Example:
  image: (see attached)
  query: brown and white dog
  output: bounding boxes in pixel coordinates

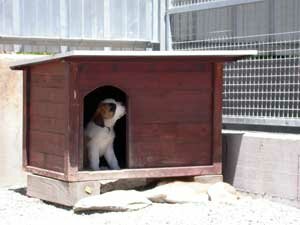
[85,99,126,170]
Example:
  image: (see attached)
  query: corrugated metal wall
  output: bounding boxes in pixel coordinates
[0,0,158,52]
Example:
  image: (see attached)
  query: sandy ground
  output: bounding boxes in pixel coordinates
[1,186,300,225]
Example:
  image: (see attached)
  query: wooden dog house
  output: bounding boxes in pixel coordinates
[11,50,256,206]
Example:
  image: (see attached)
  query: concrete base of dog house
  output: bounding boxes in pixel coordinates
[27,174,223,206]
[27,174,149,206]
[27,174,101,206]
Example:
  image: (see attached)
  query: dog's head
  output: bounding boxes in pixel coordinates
[92,98,126,127]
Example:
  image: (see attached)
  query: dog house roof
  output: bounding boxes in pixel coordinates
[10,50,257,69]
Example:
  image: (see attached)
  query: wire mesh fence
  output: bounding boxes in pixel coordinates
[172,31,300,126]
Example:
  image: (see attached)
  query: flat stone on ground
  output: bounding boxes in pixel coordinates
[73,190,152,213]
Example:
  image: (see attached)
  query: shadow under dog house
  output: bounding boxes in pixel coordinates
[10,50,256,206]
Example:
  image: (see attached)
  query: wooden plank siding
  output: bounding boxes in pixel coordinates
[212,63,223,172]
[77,60,213,169]
[22,69,30,168]
[74,165,220,182]
[27,61,68,173]
[65,62,80,179]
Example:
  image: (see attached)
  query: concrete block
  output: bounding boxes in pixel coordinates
[223,130,300,207]
[27,174,101,206]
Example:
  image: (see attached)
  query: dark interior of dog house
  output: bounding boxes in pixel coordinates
[83,86,127,169]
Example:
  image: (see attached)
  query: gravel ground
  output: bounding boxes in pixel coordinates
[1,186,300,225]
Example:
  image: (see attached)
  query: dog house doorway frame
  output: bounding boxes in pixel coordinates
[80,85,130,171]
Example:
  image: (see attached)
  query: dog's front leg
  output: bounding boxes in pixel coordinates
[104,144,120,170]
[88,145,100,171]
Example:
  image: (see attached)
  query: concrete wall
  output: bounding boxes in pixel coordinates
[0,54,41,187]
[223,130,300,208]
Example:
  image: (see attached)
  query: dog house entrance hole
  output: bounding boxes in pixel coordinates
[83,86,127,170]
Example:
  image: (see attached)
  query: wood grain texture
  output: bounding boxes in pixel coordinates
[26,166,65,180]
[30,102,66,122]
[128,83,212,167]
[79,98,85,170]
[25,164,221,182]
[79,61,211,73]
[130,90,211,124]
[132,141,212,168]
[131,123,212,167]
[29,131,65,156]
[23,69,29,168]
[29,152,64,172]
[65,62,80,178]
[133,123,210,143]
[212,63,223,166]
[30,86,65,103]
[78,60,214,169]
[79,72,212,93]
[30,73,66,88]
[22,57,227,182]
[27,61,68,173]
[44,154,64,172]
[30,61,67,75]
[27,174,101,206]
[30,116,66,134]
[28,151,44,168]
[74,165,221,182]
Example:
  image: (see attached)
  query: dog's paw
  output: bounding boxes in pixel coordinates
[111,165,121,170]
[89,163,100,171]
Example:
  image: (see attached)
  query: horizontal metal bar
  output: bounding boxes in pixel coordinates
[224,106,300,110]
[172,30,300,43]
[223,99,300,102]
[167,0,263,15]
[0,35,159,49]
[224,91,299,94]
[223,116,300,127]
